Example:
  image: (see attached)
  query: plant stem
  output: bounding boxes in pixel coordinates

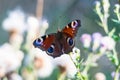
[114,65,120,80]
[113,48,119,66]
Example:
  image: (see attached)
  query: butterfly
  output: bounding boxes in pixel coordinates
[33,20,81,58]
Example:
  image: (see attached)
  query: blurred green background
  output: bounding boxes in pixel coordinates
[0,0,119,80]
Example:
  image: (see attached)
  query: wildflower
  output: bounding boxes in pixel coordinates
[100,36,115,52]
[54,54,77,78]
[70,47,80,63]
[0,65,5,78]
[0,43,24,77]
[8,72,22,80]
[95,72,106,80]
[80,34,92,48]
[25,17,49,50]
[2,8,26,34]
[92,32,102,51]
[111,71,120,79]
[39,19,49,36]
[25,16,40,50]
[32,48,54,78]
[9,33,23,49]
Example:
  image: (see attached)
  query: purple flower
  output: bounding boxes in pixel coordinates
[111,72,120,79]
[80,34,92,48]
[92,32,102,51]
[100,36,115,51]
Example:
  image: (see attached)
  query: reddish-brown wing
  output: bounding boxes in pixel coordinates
[62,20,81,38]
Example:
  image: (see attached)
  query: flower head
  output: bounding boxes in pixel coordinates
[95,72,106,80]
[32,48,54,78]
[0,43,24,77]
[100,36,115,51]
[54,54,77,78]
[92,32,102,51]
[70,47,80,63]
[80,34,92,48]
[2,8,27,34]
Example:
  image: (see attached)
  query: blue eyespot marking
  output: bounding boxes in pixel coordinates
[47,45,54,54]
[33,38,43,47]
[67,37,74,46]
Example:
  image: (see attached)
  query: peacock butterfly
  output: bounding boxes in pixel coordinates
[33,20,81,58]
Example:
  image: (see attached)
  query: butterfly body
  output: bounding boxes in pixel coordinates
[33,20,81,58]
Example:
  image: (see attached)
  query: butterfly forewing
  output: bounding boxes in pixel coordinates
[62,20,81,38]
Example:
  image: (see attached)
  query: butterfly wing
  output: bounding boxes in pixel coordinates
[33,33,64,57]
[59,20,81,54]
[62,20,81,38]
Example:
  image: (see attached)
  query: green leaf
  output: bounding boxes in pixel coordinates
[109,28,116,37]
[96,21,103,27]
[112,19,120,24]
[112,35,120,41]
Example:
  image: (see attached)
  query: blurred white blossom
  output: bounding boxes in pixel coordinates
[10,33,23,49]
[9,73,23,80]
[80,34,92,48]
[111,71,120,79]
[70,47,80,63]
[92,32,102,51]
[39,19,49,36]
[27,16,40,37]
[0,43,24,77]
[2,8,27,34]
[25,17,49,50]
[100,36,115,51]
[95,72,106,80]
[54,54,77,78]
[32,48,54,78]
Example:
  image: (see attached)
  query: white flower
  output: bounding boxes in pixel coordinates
[9,33,23,49]
[95,72,106,80]
[26,16,40,39]
[111,71,120,79]
[0,43,24,75]
[2,8,26,34]
[80,34,92,48]
[70,47,80,63]
[39,19,49,36]
[32,48,54,78]
[54,54,77,78]
[27,16,40,30]
[25,16,40,50]
[100,36,115,51]
[9,73,23,80]
[92,32,102,51]
[0,65,5,78]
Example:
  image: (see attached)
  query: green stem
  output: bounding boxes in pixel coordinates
[113,48,119,66]
[114,65,120,80]
[69,54,85,80]
[83,54,93,73]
